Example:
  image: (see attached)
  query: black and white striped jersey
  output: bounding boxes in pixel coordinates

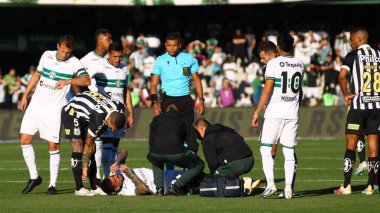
[342,44,380,110]
[63,91,125,137]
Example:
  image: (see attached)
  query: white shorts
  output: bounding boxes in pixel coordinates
[260,118,298,148]
[100,128,125,138]
[306,87,320,99]
[20,102,62,143]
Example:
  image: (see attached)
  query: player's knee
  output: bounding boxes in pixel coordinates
[260,146,272,156]
[283,148,295,161]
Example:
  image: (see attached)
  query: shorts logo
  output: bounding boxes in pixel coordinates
[347,123,360,130]
[183,67,190,76]
[69,108,75,116]
[74,128,80,136]
[65,129,70,135]
[344,158,352,173]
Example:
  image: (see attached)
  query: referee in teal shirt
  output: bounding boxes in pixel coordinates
[150,33,205,122]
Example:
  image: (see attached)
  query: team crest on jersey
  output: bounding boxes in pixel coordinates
[183,67,190,76]
[116,80,121,87]
[65,129,70,135]
[74,127,80,136]
[49,71,56,79]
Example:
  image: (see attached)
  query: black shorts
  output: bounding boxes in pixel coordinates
[61,110,88,141]
[345,109,380,135]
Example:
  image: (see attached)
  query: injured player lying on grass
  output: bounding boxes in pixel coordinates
[100,149,156,196]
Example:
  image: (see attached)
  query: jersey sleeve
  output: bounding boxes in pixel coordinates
[36,51,48,73]
[265,60,276,80]
[190,55,199,73]
[73,59,88,78]
[88,113,107,137]
[341,51,355,72]
[150,57,162,76]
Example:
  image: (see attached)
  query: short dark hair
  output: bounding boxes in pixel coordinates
[166,32,181,41]
[94,28,111,42]
[100,178,115,195]
[351,27,369,42]
[110,111,126,130]
[277,32,294,53]
[194,118,210,129]
[257,41,277,55]
[109,42,123,52]
[57,34,75,49]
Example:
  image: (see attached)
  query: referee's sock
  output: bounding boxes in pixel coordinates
[367,156,379,187]
[343,149,356,188]
[49,150,60,187]
[71,152,83,191]
[21,144,39,179]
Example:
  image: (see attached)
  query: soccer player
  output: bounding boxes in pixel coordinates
[84,42,134,179]
[150,32,205,122]
[252,32,304,199]
[19,35,91,195]
[80,28,112,187]
[100,149,156,196]
[257,41,299,197]
[61,91,126,196]
[334,27,380,195]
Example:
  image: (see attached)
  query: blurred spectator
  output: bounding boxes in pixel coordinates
[222,56,238,83]
[305,60,321,107]
[210,47,226,75]
[232,28,248,68]
[334,31,351,58]
[236,92,253,107]
[245,26,256,63]
[142,53,156,87]
[146,34,161,56]
[129,39,146,73]
[318,38,332,65]
[206,36,218,59]
[218,79,235,107]
[3,68,17,109]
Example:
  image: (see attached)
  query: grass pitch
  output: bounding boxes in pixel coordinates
[0,139,379,212]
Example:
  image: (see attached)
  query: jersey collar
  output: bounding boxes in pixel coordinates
[358,44,370,49]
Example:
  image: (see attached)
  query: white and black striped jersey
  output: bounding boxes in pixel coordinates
[63,91,125,137]
[342,44,380,110]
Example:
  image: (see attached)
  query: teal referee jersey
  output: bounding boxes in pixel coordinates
[151,52,199,96]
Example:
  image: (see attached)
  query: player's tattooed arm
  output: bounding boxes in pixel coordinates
[120,164,150,195]
[110,150,129,174]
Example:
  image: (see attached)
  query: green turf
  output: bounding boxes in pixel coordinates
[0,139,379,212]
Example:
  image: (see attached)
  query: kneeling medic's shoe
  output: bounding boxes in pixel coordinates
[75,188,95,196]
[354,161,368,176]
[243,177,253,196]
[260,184,277,199]
[361,185,375,195]
[334,184,351,195]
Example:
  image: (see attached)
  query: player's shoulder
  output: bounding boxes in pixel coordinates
[41,50,55,59]
[179,52,195,59]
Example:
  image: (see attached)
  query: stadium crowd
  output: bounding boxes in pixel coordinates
[0,28,372,110]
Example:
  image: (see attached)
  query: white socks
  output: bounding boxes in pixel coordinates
[260,146,274,186]
[95,140,102,179]
[49,150,60,187]
[283,147,295,186]
[21,144,39,179]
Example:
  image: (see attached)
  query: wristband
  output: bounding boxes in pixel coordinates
[150,94,158,103]
[198,97,205,102]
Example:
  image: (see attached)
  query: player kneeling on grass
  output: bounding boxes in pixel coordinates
[61,91,126,196]
[193,118,259,196]
[100,149,156,195]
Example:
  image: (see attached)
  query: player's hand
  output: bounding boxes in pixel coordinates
[110,163,118,174]
[119,164,127,172]
[127,114,134,128]
[82,167,88,181]
[344,94,357,106]
[152,102,162,116]
[197,100,205,115]
[251,113,260,128]
[20,97,29,112]
[55,79,71,89]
